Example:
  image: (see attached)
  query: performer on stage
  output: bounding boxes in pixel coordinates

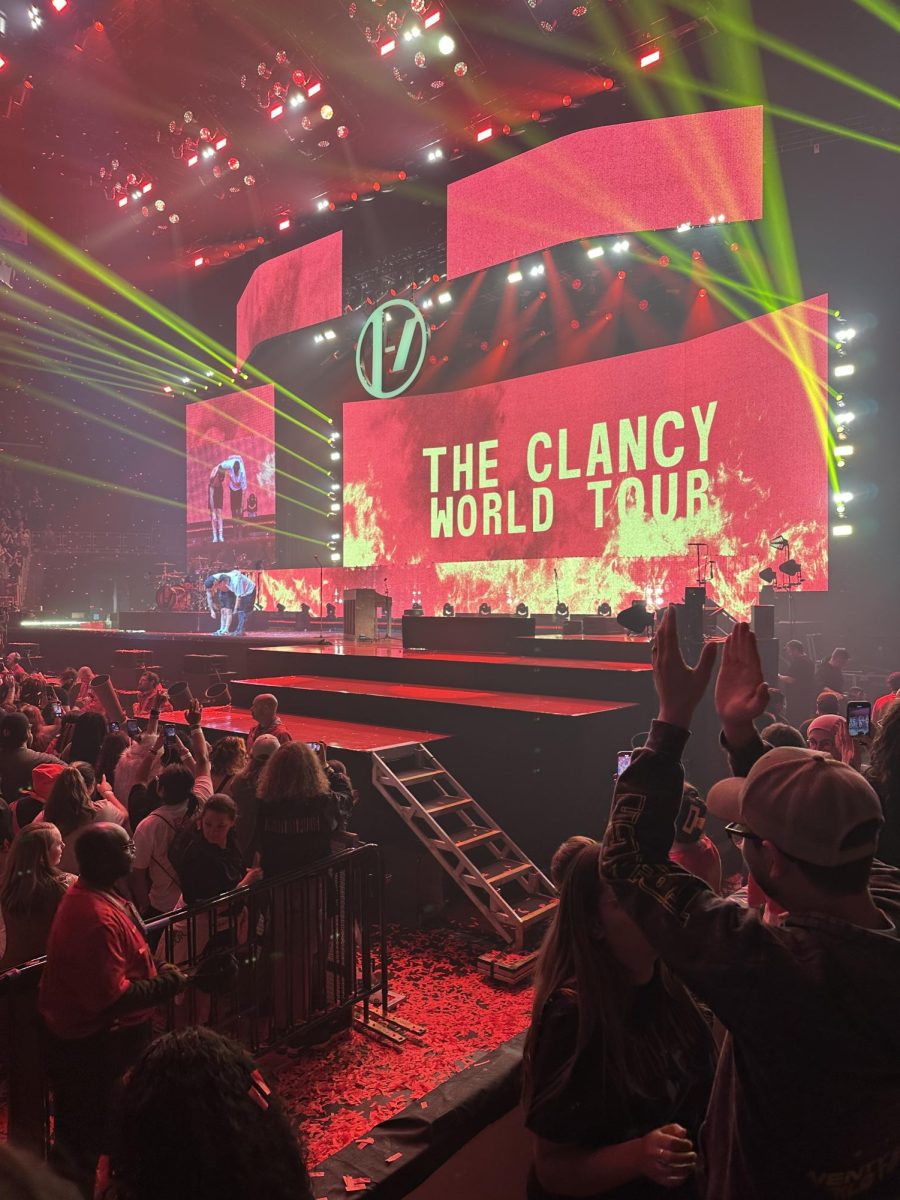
[205,570,256,636]
[208,467,226,544]
[209,457,247,528]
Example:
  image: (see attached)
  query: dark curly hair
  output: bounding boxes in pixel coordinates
[108,1028,312,1200]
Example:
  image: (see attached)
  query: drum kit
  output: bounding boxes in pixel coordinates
[153,562,210,612]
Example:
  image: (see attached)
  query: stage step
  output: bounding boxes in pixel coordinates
[372,743,558,951]
[232,673,636,735]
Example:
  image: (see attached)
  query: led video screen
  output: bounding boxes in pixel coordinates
[186,385,276,569]
[337,298,829,616]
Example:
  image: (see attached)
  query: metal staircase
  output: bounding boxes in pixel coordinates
[371,744,558,950]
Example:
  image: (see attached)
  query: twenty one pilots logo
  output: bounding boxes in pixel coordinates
[356,299,430,399]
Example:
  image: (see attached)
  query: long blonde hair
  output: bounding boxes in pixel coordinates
[257,742,329,805]
[0,825,68,917]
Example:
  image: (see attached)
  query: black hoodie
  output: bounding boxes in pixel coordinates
[601,721,900,1200]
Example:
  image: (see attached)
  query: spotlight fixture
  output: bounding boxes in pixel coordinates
[758,567,777,584]
[832,525,854,537]
[639,48,661,68]
[586,246,605,259]
[330,552,340,562]
[515,602,529,618]
[597,603,612,617]
[833,364,855,378]
[555,602,569,617]
[507,270,523,284]
[478,602,492,615]
[442,602,455,617]
[779,559,802,577]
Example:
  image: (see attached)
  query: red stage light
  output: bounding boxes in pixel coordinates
[215,136,228,150]
[476,127,493,143]
[278,217,291,231]
[51,0,68,11]
[380,39,396,55]
[398,170,407,181]
[730,242,739,251]
[531,110,541,122]
[562,95,572,107]
[389,288,398,297]
[691,249,702,260]
[292,70,305,86]
[257,236,265,244]
[699,288,708,298]
[187,154,199,167]
[117,196,128,208]
[501,338,510,349]
[307,81,322,97]
[193,256,204,267]
[570,319,580,330]
[424,10,442,28]
[539,291,547,300]
[640,48,661,69]
[571,278,582,290]
[0,55,6,72]
[432,273,440,282]
[639,299,649,311]
[429,354,438,365]
[599,76,614,91]
[373,181,382,191]
[142,181,152,193]
[350,191,358,201]
[93,20,104,31]
[480,341,489,352]
[270,104,284,119]
[617,270,626,280]
[658,255,670,266]
[604,312,613,321]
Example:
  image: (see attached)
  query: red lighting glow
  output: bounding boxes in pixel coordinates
[640,48,661,68]
[571,279,582,290]
[570,319,580,330]
[699,288,708,298]
[424,10,442,28]
[658,255,670,266]
[476,127,493,143]
[691,249,702,260]
[500,338,510,349]
[270,104,284,119]
[639,299,649,311]
[373,181,382,192]
[93,20,104,31]
[0,55,6,72]
[730,242,740,251]
[142,182,152,194]
[215,136,228,150]
[599,76,614,91]
[380,39,396,55]
[193,256,205,267]
[307,81,322,97]
[562,95,572,107]
[617,270,626,280]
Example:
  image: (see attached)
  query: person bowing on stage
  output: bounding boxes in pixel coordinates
[205,570,257,637]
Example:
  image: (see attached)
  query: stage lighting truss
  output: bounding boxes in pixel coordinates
[342,0,484,103]
[519,0,599,35]
[830,313,864,535]
[238,48,346,160]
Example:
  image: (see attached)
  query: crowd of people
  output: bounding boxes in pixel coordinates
[0,627,899,1198]
[0,655,356,1198]
[0,477,40,604]
[524,615,900,1200]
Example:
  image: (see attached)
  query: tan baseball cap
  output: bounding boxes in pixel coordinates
[707,747,883,867]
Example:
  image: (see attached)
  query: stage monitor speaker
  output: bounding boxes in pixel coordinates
[751,605,775,641]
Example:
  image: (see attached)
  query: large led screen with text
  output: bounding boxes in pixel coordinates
[338,299,829,616]
[186,385,276,569]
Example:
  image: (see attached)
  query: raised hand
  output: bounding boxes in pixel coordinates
[715,622,769,746]
[652,606,717,729]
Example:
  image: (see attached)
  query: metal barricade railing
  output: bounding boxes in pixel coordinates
[0,843,387,1156]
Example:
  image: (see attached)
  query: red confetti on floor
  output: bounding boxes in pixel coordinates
[270,927,533,1165]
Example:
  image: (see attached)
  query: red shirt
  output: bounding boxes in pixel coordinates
[873,691,899,728]
[132,685,173,717]
[247,719,292,750]
[670,834,723,893]
[39,880,157,1039]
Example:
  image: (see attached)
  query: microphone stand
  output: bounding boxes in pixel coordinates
[312,556,332,646]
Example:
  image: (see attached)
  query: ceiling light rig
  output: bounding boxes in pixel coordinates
[520,0,598,34]
[238,49,347,160]
[344,0,484,102]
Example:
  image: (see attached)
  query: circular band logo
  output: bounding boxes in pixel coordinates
[355,299,430,399]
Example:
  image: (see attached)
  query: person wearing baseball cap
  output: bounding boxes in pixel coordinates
[601,609,900,1200]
